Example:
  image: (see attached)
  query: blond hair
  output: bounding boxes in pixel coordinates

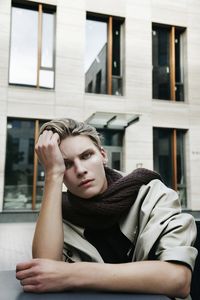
[40,118,102,149]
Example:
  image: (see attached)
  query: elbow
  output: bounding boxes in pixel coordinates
[171,265,192,299]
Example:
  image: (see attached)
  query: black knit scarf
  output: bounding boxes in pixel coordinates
[62,167,162,229]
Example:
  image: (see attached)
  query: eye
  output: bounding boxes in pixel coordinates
[81,151,93,160]
[64,160,73,169]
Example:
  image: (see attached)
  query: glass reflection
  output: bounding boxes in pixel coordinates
[9,7,38,86]
[35,120,47,209]
[4,119,48,211]
[177,130,187,206]
[153,128,187,206]
[152,27,171,100]
[4,120,35,210]
[153,128,173,187]
[39,70,54,88]
[9,5,55,89]
[85,19,107,94]
[175,32,184,101]
[41,13,54,68]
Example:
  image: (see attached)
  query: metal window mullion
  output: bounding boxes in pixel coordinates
[172,128,177,191]
[107,16,113,95]
[170,26,176,101]
[37,4,43,88]
[32,120,39,210]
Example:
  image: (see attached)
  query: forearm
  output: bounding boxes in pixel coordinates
[32,175,64,260]
[70,260,191,298]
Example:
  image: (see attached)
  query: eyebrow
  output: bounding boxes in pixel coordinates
[63,147,94,161]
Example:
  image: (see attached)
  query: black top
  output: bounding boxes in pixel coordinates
[84,223,134,263]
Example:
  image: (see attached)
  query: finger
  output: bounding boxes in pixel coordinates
[16,268,36,280]
[41,129,53,136]
[37,131,59,148]
[16,260,34,272]
[35,131,54,153]
[20,276,39,286]
[40,130,54,144]
[50,132,60,145]
[23,285,39,293]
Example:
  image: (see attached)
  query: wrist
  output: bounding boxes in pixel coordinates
[68,262,107,290]
[45,171,64,183]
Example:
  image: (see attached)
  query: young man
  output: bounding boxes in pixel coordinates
[16,118,197,298]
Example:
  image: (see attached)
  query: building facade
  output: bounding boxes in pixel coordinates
[0,0,200,217]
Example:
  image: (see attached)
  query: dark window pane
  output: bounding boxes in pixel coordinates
[35,120,48,209]
[112,21,121,76]
[175,31,184,101]
[112,152,121,170]
[112,76,122,96]
[4,118,49,211]
[4,119,35,210]
[175,33,181,83]
[112,19,123,96]
[152,24,185,101]
[153,128,172,187]
[152,27,171,100]
[177,130,187,206]
[87,81,93,93]
[98,129,123,146]
[95,71,102,93]
[153,128,187,206]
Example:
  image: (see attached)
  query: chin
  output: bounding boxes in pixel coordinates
[80,188,100,199]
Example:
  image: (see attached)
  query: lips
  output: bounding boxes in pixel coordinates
[79,179,94,187]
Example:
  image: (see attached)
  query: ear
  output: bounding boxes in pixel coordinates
[100,147,108,164]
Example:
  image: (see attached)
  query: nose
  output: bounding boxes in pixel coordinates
[74,160,87,177]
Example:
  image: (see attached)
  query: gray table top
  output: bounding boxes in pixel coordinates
[0,270,170,300]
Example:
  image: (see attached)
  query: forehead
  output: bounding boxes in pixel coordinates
[60,135,98,158]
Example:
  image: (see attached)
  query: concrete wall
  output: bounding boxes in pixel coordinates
[0,0,200,211]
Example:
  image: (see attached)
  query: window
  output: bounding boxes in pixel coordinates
[85,13,124,96]
[153,128,187,206]
[95,71,102,94]
[9,1,56,88]
[98,129,123,170]
[152,24,185,101]
[4,118,47,211]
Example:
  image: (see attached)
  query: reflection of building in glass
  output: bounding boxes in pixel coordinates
[85,44,107,94]
[85,43,123,96]
[4,120,34,210]
[85,14,124,96]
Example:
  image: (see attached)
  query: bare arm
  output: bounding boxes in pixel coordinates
[16,259,191,298]
[32,130,65,260]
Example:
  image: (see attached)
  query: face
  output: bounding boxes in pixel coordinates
[60,135,108,199]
